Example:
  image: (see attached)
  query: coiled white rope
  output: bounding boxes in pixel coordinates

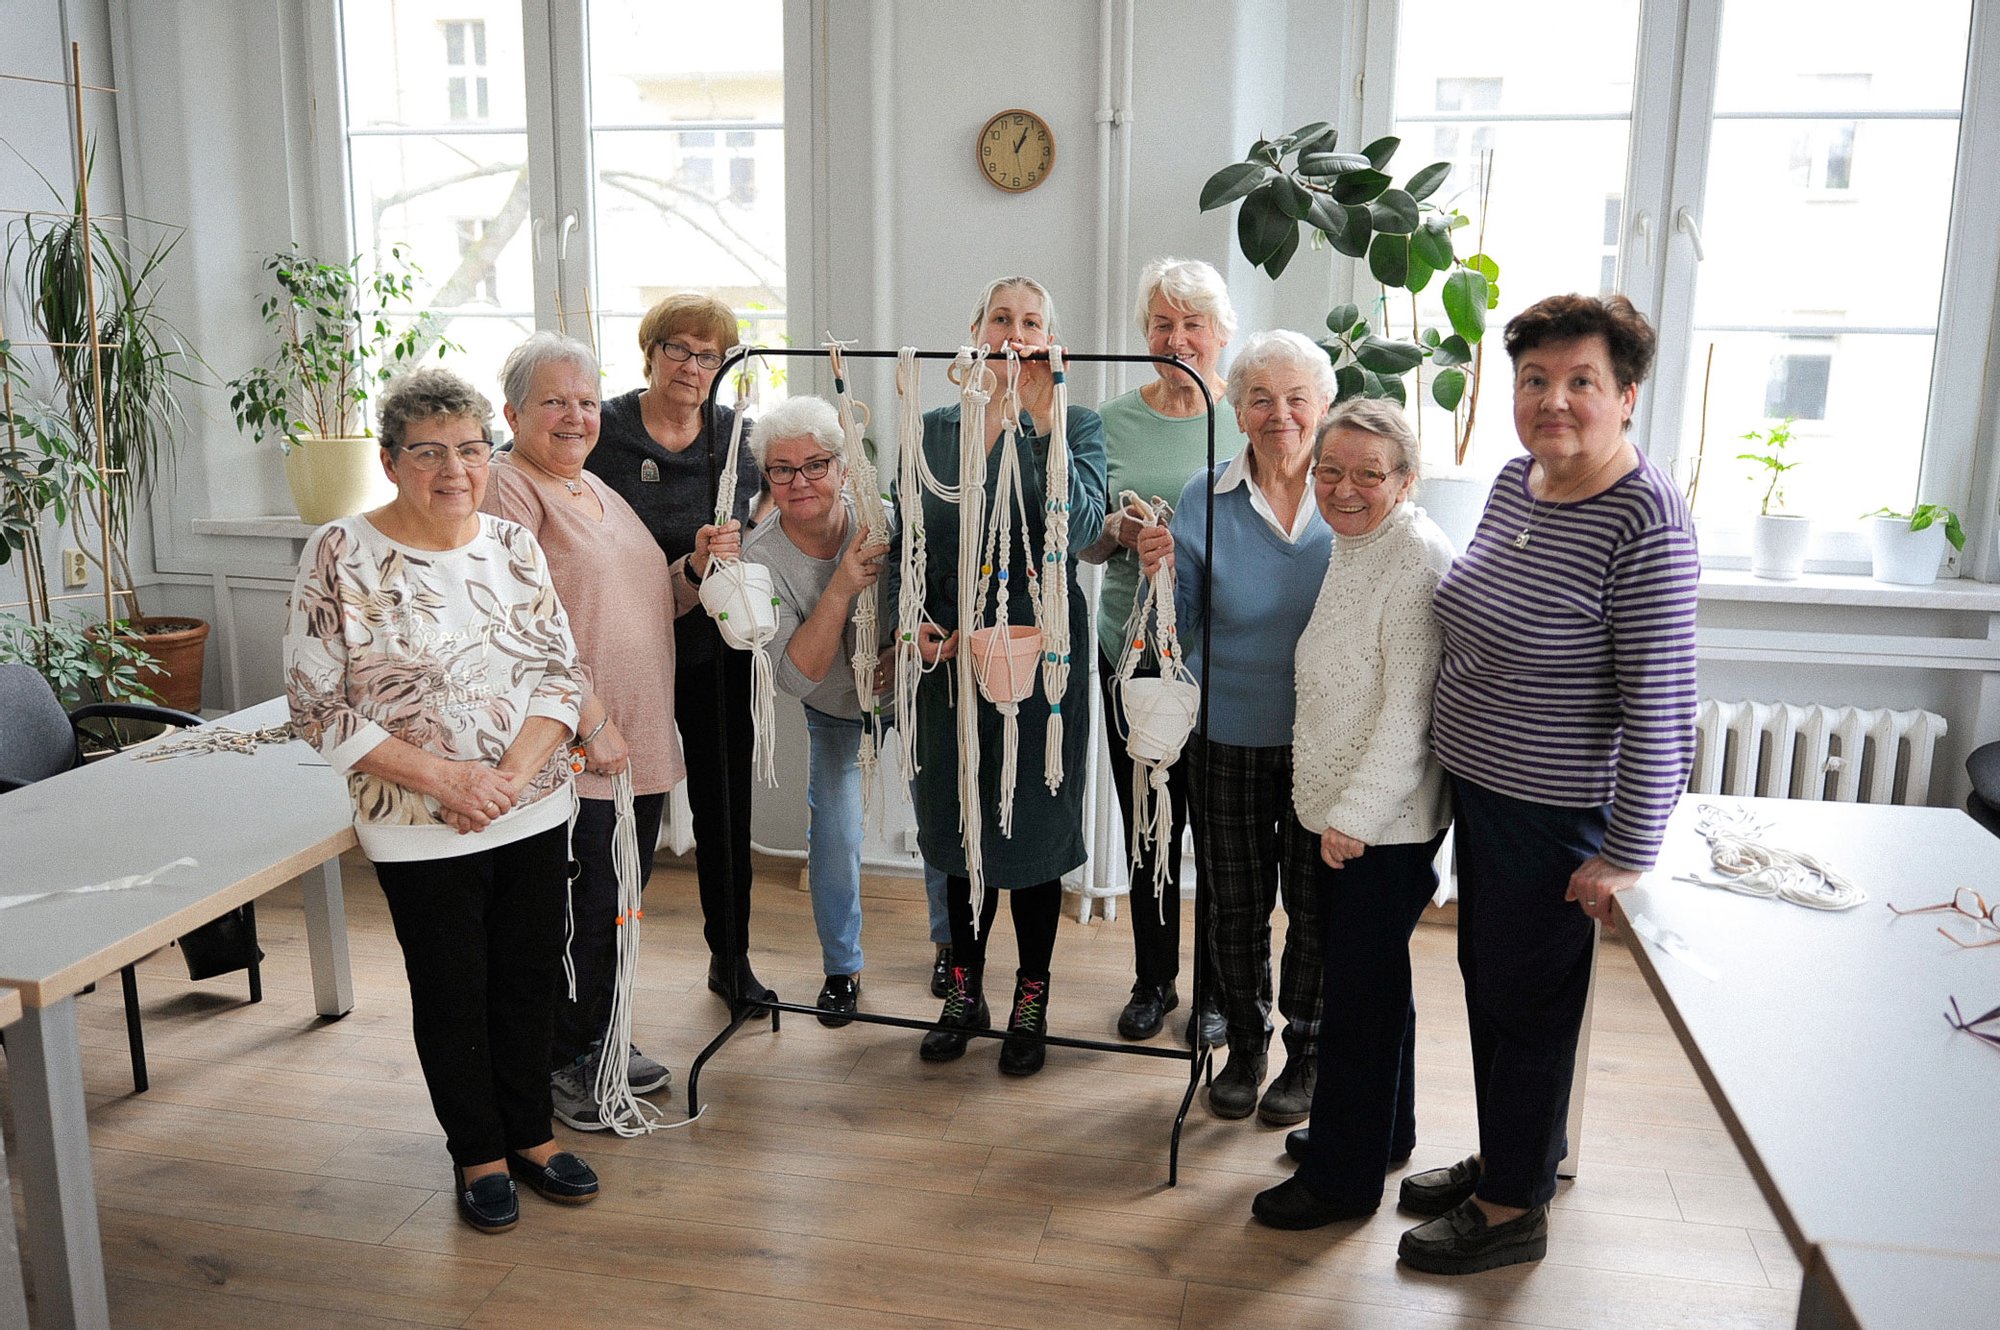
[1037,346,1074,793]
[1111,491,1199,921]
[828,340,891,823]
[1674,802,1868,910]
[589,769,674,1136]
[702,372,780,787]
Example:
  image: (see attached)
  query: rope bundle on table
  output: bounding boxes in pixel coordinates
[1675,802,1868,911]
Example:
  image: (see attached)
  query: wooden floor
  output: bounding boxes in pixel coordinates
[4,849,1802,1329]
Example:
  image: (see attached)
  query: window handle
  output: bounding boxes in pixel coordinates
[1675,206,1706,261]
[1632,210,1652,264]
[532,216,548,262]
[558,212,578,261]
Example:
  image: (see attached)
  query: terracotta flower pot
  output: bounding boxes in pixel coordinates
[969,624,1042,705]
[125,615,210,712]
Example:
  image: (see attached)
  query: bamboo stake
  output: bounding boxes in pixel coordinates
[1687,342,1716,510]
[1454,149,1496,467]
[69,42,120,627]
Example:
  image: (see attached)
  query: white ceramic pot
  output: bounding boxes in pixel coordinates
[1414,474,1494,555]
[1868,515,1948,586]
[1750,514,1811,580]
[1121,677,1199,762]
[699,561,780,649]
[284,435,393,525]
[968,624,1042,705]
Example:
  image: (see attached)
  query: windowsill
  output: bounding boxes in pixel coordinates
[1699,566,2000,612]
[190,516,319,541]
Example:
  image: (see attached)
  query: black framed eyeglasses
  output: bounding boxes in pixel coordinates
[396,439,495,470]
[657,339,723,371]
[1945,995,2000,1050]
[764,456,838,486]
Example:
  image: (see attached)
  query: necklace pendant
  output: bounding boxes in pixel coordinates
[563,479,583,495]
[1514,530,1531,550]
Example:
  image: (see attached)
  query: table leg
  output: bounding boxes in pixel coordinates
[0,1084,32,1330]
[1558,921,1603,1180]
[301,855,354,1019]
[11,998,109,1330]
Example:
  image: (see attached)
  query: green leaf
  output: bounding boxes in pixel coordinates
[1368,188,1420,235]
[1353,334,1424,375]
[1237,190,1295,266]
[1411,220,1454,270]
[1271,174,1314,221]
[1326,304,1361,337]
[1367,231,1409,287]
[1361,136,1401,170]
[1366,369,1408,405]
[1432,367,1467,411]
[1298,151,1372,177]
[1290,122,1337,156]
[1431,333,1472,368]
[1405,247,1436,293]
[1200,162,1272,211]
[1329,169,1392,205]
[1467,252,1500,281]
[1442,268,1490,342]
[1263,220,1303,278]
[1334,363,1366,402]
[1405,161,1453,202]
[1946,511,1967,550]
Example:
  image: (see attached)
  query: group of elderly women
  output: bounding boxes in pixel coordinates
[284,258,1697,1274]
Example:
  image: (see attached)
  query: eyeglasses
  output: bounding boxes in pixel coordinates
[396,439,495,470]
[1887,886,2000,948]
[764,456,838,486]
[1945,995,2000,1051]
[1312,464,1400,489]
[657,339,723,371]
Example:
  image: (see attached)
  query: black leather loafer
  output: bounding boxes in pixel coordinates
[816,973,861,1028]
[1397,1197,1548,1275]
[506,1150,599,1205]
[454,1168,519,1232]
[1252,1173,1378,1229]
[1399,1154,1482,1217]
[1116,981,1179,1041]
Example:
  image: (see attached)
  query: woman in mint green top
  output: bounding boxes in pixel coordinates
[1080,257,1243,1046]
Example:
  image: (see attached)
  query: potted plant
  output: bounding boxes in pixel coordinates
[1200,125,1501,547]
[6,158,209,710]
[227,244,451,524]
[1738,417,1808,580]
[1863,503,1964,586]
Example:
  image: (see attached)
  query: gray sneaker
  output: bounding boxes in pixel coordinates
[550,1060,609,1132]
[625,1043,671,1096]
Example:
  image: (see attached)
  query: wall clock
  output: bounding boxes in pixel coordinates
[977,108,1055,193]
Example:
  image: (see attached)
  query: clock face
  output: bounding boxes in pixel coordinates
[978,110,1055,193]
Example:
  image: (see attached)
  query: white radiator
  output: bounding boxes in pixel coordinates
[1689,699,1948,805]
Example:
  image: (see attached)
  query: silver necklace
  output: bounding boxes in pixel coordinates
[1514,447,1627,549]
[518,450,586,496]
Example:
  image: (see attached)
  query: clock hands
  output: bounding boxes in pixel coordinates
[1013,127,1030,154]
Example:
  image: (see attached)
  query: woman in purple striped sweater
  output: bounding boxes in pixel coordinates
[1396,295,1699,1276]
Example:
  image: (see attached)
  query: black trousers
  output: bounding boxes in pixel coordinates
[945,876,1063,989]
[551,791,668,1068]
[677,647,755,960]
[375,823,568,1168]
[1296,831,1445,1208]
[1096,648,1194,992]
[1451,774,1606,1209]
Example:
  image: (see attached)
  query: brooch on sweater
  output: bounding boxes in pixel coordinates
[640,459,660,482]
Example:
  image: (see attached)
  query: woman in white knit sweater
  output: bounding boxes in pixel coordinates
[1249,398,1455,1229]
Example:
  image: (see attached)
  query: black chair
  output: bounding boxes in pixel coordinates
[0,662,262,1092]
[1967,740,2000,838]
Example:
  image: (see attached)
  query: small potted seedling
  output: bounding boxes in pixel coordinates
[1863,503,1965,586]
[1738,418,1807,579]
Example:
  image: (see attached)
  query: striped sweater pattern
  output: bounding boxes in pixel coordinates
[1430,453,1699,869]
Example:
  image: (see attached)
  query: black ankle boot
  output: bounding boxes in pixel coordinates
[998,974,1049,1076]
[707,953,776,1019]
[919,965,989,1062]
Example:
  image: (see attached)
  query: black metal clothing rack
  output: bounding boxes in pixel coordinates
[690,344,1220,1185]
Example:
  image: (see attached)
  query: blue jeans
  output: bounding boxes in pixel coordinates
[806,707,866,975]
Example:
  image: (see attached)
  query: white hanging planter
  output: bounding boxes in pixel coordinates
[699,561,780,649]
[1868,515,1948,586]
[1750,513,1810,580]
[1122,677,1200,763]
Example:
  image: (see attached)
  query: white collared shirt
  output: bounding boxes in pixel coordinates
[1215,448,1315,544]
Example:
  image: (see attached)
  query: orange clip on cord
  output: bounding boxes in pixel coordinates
[568,746,587,775]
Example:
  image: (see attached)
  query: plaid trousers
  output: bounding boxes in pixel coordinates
[1188,735,1323,1060]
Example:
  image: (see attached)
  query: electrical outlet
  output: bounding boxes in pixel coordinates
[62,548,88,588]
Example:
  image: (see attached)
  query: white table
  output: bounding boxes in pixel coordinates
[1,985,28,1330]
[1796,1242,2000,1330]
[0,699,357,1330]
[1615,796,2000,1326]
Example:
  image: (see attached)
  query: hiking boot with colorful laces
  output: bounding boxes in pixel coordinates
[998,974,1050,1076]
[919,965,989,1062]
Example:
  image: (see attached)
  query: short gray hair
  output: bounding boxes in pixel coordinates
[1133,256,1237,341]
[1314,398,1419,476]
[748,395,844,465]
[498,331,601,411]
[376,366,492,451]
[1224,329,1338,410]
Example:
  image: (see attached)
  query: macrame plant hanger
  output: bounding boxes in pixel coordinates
[827,337,891,822]
[697,358,781,787]
[1111,491,1201,923]
[1035,347,1075,794]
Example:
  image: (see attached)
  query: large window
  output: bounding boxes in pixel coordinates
[1378,0,1989,571]
[334,1,787,408]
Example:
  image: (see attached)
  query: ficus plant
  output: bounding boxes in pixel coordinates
[1200,121,1501,461]
[228,244,453,452]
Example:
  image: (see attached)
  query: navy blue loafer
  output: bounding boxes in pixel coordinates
[507,1150,599,1205]
[454,1168,519,1232]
